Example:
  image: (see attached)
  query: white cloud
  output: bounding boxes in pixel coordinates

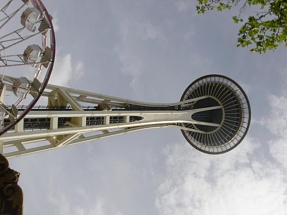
[265,95,287,136]
[49,54,72,86]
[174,0,195,13]
[49,54,84,86]
[52,16,60,32]
[48,190,71,215]
[118,18,167,43]
[74,61,84,80]
[269,138,287,170]
[183,30,194,41]
[135,22,167,42]
[113,44,143,93]
[110,8,169,97]
[156,137,287,215]
[42,14,84,86]
[115,48,141,77]
[263,95,287,170]
[88,198,106,215]
[48,188,108,215]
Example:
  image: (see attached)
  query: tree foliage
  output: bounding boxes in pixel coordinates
[196,0,287,53]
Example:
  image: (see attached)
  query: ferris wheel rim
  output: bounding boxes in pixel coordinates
[0,0,56,136]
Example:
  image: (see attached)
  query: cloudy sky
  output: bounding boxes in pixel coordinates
[6,0,287,214]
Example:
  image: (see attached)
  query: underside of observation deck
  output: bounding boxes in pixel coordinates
[180,74,251,154]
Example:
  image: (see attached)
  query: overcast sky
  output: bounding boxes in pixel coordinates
[7,0,287,214]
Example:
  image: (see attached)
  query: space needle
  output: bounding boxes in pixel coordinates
[0,0,251,214]
[1,74,251,157]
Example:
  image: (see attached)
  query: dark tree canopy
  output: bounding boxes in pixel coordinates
[196,0,287,53]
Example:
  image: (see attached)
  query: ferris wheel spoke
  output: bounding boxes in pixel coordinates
[0,1,27,30]
[0,30,45,52]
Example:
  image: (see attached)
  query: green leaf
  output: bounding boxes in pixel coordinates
[232,16,239,24]
[196,0,287,53]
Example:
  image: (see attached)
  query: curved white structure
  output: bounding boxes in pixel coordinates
[0,74,251,158]
[0,0,56,137]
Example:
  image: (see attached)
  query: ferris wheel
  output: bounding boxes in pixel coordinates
[0,0,56,136]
